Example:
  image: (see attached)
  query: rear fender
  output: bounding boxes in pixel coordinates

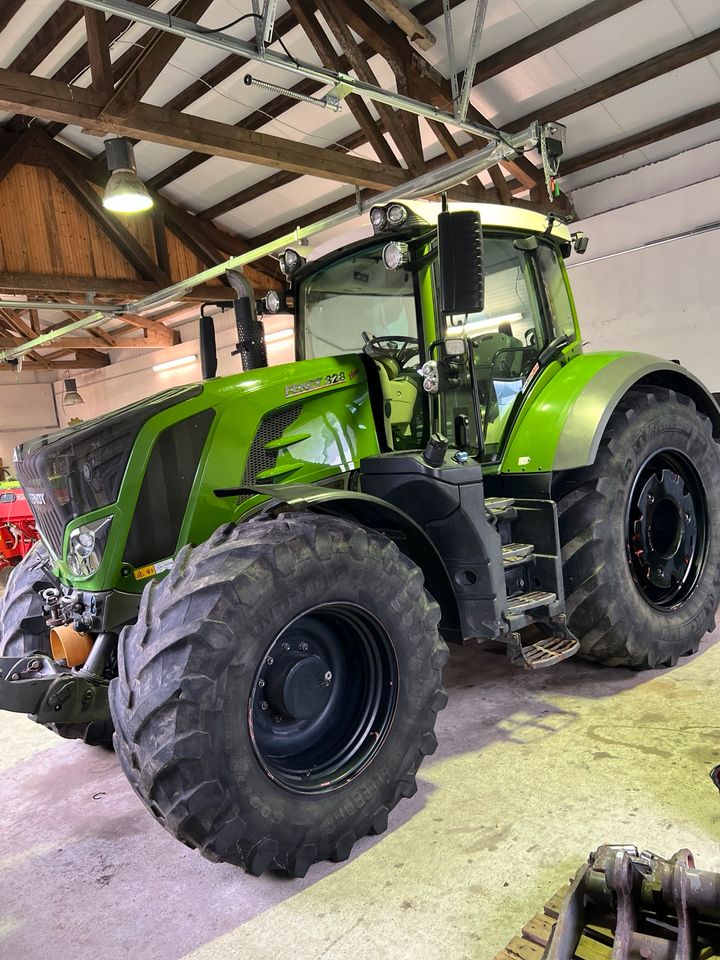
[238,483,461,639]
[501,352,720,474]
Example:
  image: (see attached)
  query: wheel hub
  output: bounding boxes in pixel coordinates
[249,603,398,794]
[626,451,707,608]
[633,468,696,589]
[264,652,333,721]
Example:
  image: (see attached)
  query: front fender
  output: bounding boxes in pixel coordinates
[234,483,461,636]
[501,352,720,474]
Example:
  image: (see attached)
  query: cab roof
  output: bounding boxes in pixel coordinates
[405,199,573,243]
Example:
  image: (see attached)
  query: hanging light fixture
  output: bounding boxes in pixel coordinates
[102,137,153,214]
[62,377,84,406]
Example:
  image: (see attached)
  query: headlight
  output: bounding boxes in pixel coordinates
[369,205,387,233]
[265,290,281,313]
[382,241,410,271]
[386,203,408,227]
[279,248,306,276]
[67,516,113,578]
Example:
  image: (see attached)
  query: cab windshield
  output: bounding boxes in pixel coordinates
[301,244,418,358]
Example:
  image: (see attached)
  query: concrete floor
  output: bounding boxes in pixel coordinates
[2,627,720,960]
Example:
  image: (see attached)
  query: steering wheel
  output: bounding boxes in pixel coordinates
[362,333,420,370]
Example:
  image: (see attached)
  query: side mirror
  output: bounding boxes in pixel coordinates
[437,210,484,317]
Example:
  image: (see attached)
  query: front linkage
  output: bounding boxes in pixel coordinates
[0,647,110,727]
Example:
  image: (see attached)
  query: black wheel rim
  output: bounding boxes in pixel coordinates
[625,448,708,609]
[249,603,398,794]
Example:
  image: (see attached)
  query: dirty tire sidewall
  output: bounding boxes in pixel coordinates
[0,542,114,746]
[557,388,720,668]
[110,513,448,876]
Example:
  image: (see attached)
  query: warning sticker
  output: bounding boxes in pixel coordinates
[133,557,174,581]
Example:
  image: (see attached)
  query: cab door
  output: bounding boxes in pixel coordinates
[439,233,577,461]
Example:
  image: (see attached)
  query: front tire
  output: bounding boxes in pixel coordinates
[111,514,447,876]
[557,388,720,668]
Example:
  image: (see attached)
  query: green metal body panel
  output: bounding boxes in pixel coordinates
[51,355,380,593]
[500,352,720,474]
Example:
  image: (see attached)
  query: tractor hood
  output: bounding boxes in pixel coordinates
[13,385,202,559]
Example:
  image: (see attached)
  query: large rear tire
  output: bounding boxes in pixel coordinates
[110,513,448,876]
[557,388,720,668]
[0,542,114,746]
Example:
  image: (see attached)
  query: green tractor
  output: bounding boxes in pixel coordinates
[2,200,719,876]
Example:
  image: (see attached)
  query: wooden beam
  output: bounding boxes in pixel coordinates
[0,272,234,302]
[152,210,171,279]
[0,69,408,191]
[364,0,436,50]
[507,27,720,133]
[314,0,423,171]
[561,101,720,176]
[468,0,644,88]
[10,4,84,75]
[488,166,513,204]
[144,0,453,192]
[84,9,115,100]
[0,335,170,350]
[0,0,25,33]
[118,314,179,345]
[100,0,215,121]
[287,0,400,167]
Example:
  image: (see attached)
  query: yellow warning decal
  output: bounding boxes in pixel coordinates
[133,557,174,581]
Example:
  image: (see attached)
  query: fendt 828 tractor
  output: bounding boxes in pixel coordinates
[2,200,720,876]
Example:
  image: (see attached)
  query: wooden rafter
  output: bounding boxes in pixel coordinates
[0,272,235,302]
[363,0,436,51]
[561,102,720,177]
[287,0,400,168]
[84,9,114,100]
[100,0,215,121]
[0,68,410,191]
[467,0,644,88]
[313,0,423,172]
[507,27,720,133]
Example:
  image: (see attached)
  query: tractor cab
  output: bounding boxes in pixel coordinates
[286,200,581,464]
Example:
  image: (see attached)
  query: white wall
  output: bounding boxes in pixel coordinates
[51,311,296,426]
[0,374,59,475]
[566,141,720,391]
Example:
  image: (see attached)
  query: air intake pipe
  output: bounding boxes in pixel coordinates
[227,269,268,370]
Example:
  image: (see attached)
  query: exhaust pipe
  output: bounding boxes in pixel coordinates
[227,269,268,371]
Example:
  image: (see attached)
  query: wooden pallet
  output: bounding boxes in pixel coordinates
[495,884,616,960]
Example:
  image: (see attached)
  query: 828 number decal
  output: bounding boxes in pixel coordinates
[325,372,346,385]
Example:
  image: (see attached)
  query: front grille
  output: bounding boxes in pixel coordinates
[241,406,301,493]
[17,475,66,558]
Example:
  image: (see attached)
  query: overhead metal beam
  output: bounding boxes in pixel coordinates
[70,0,511,143]
[457,0,488,122]
[0,125,542,363]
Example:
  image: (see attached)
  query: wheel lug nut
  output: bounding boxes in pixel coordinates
[647,494,654,504]
[266,656,274,666]
[260,701,268,710]
[282,642,290,652]
[272,715,282,724]
[299,643,308,652]
[324,671,332,682]
[257,679,265,688]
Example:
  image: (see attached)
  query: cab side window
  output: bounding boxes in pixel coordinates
[535,243,577,341]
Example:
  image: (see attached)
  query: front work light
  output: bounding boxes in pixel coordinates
[279,248,306,277]
[382,241,410,271]
[67,516,113,578]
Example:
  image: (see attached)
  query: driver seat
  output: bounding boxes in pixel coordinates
[374,358,420,448]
